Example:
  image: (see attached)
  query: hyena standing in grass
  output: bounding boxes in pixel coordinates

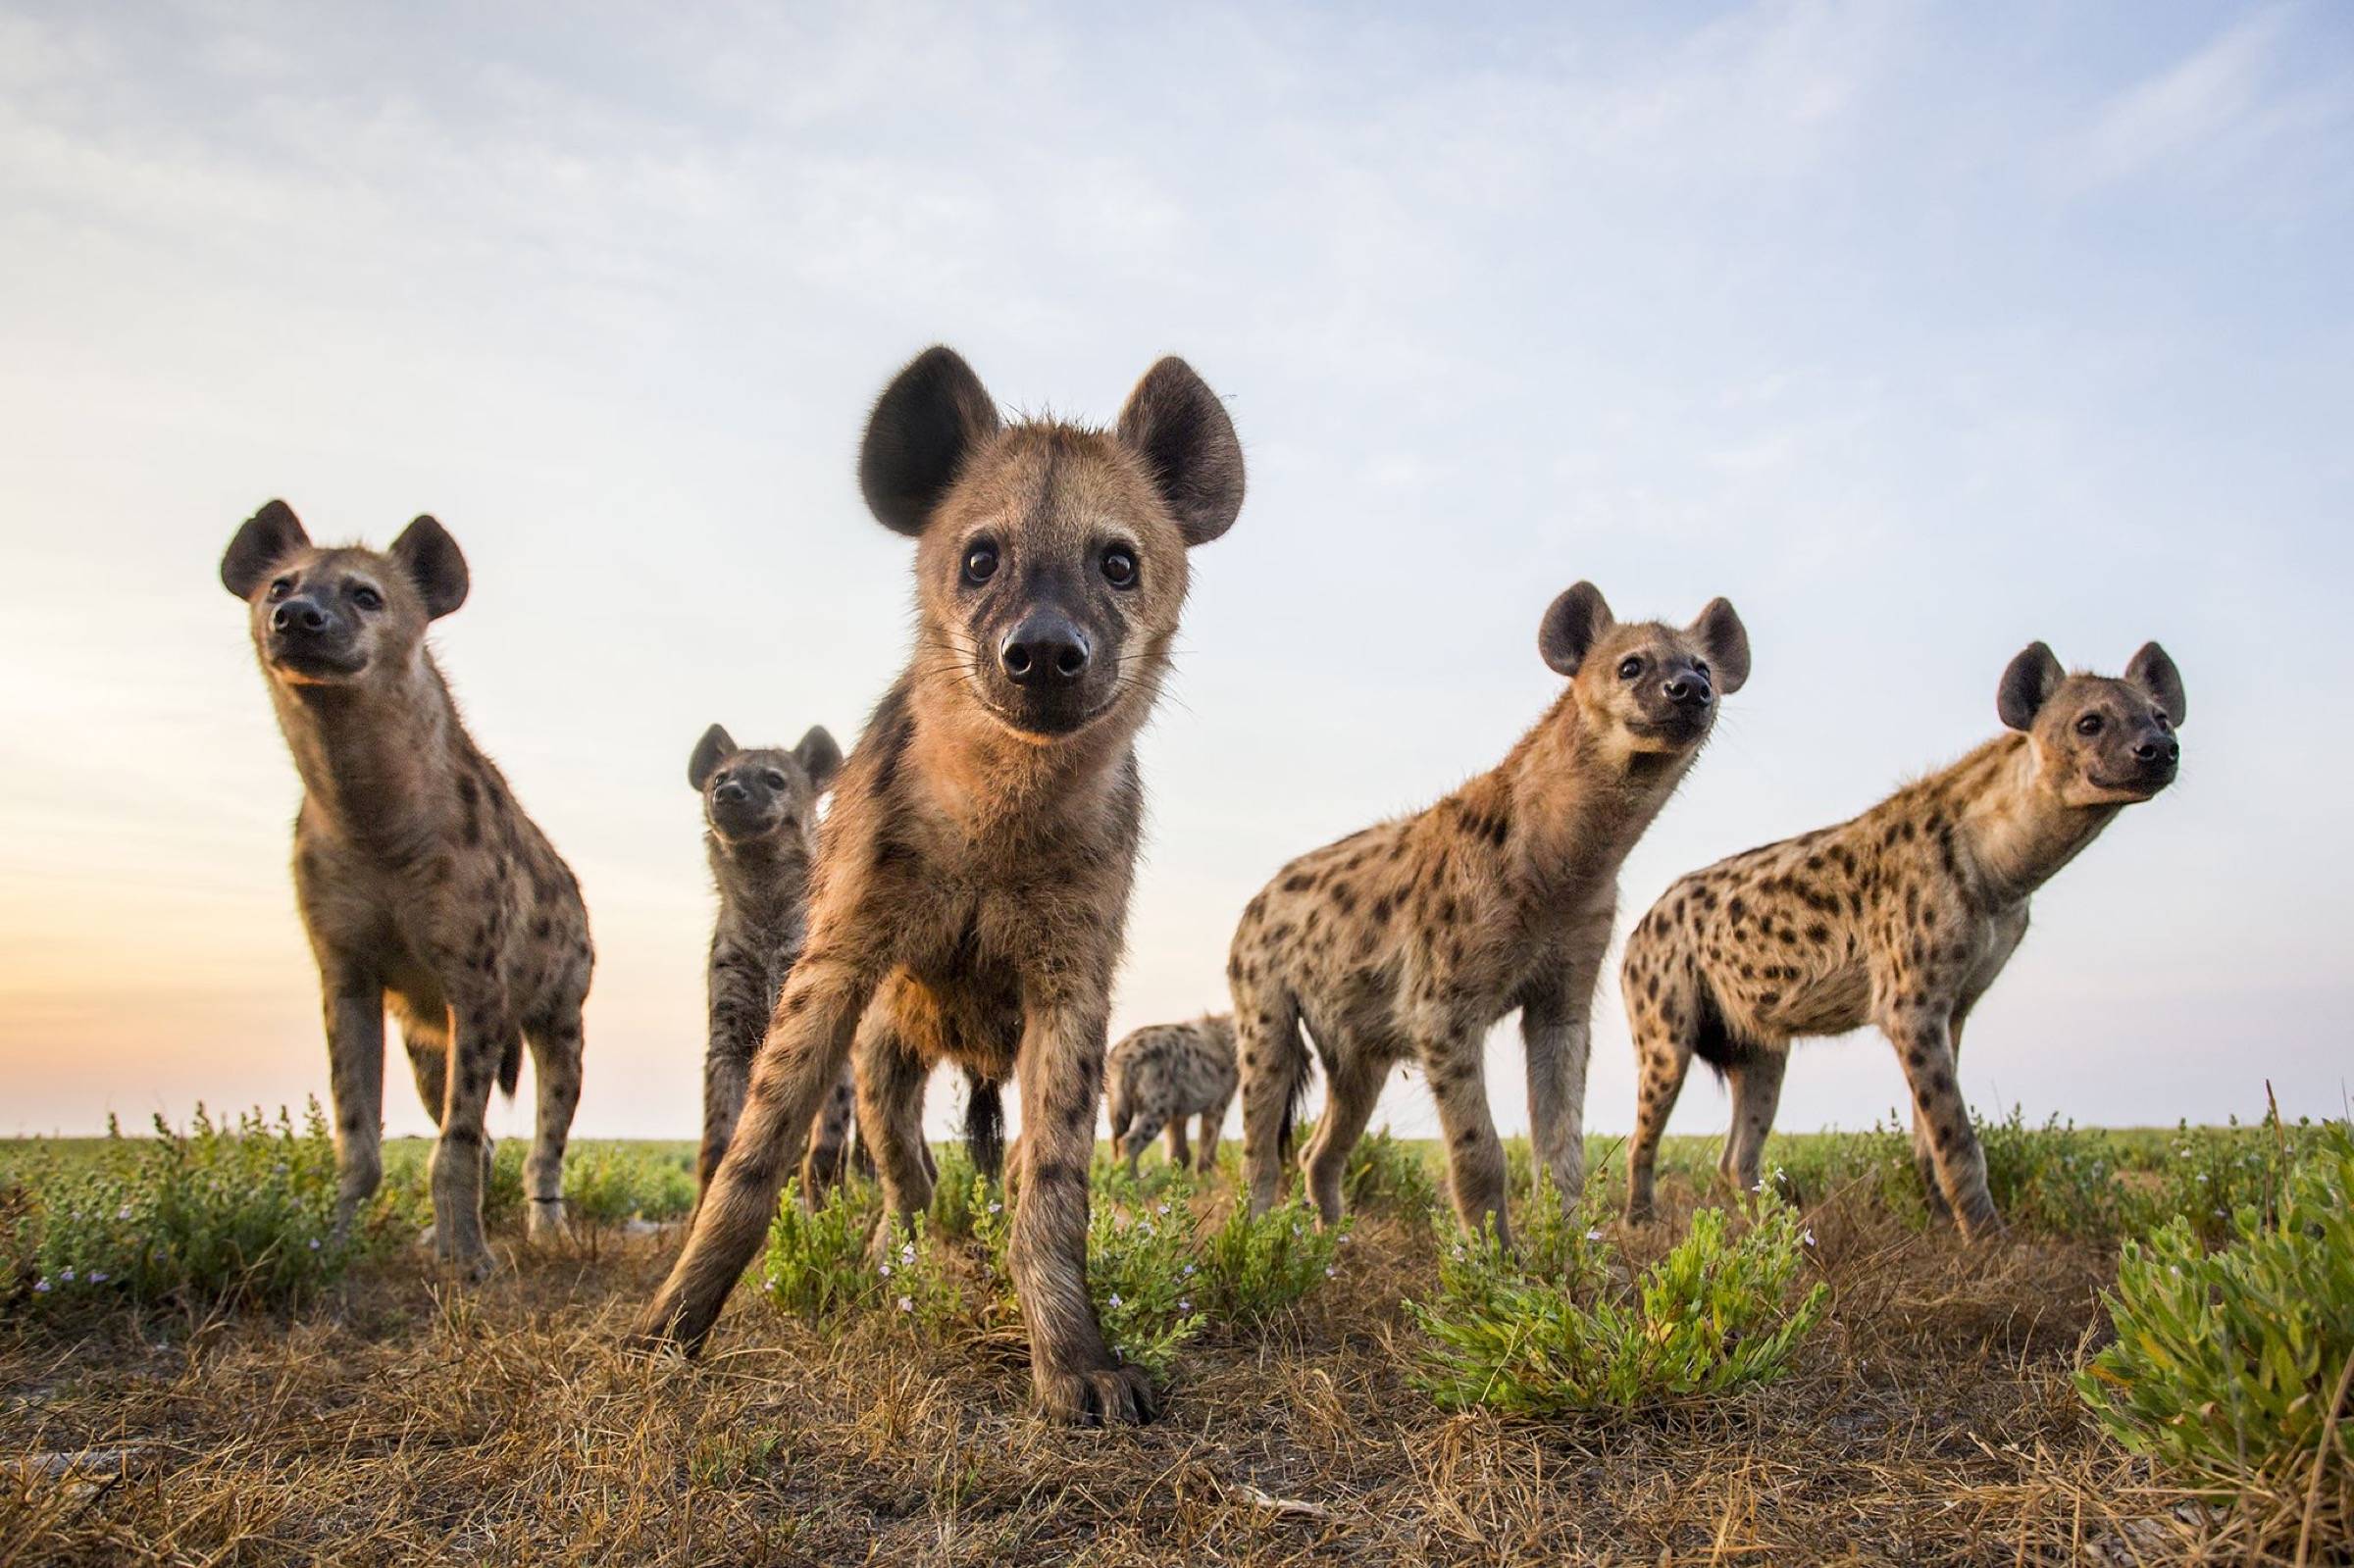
[1619,641,2185,1236]
[221,502,591,1277]
[1233,583,1749,1243]
[636,346,1245,1424]
[1105,1015,1237,1177]
[688,721,852,1211]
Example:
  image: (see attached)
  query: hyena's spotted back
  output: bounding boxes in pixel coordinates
[1106,1014,1237,1174]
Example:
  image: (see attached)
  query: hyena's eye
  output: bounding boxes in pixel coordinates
[763,770,787,788]
[349,584,384,611]
[1616,656,1644,681]
[962,539,998,585]
[1100,545,1137,588]
[2075,714,2104,736]
[267,578,293,600]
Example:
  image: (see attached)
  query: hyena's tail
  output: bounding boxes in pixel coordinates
[1258,987,1313,1160]
[1106,1072,1135,1146]
[498,1037,523,1098]
[963,1072,1005,1182]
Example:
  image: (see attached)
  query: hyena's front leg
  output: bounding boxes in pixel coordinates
[1521,903,1611,1211]
[637,949,874,1350]
[695,952,768,1206]
[430,998,513,1279]
[320,964,386,1237]
[850,1001,935,1244]
[524,1007,585,1241]
[1881,1003,2000,1239]
[1012,999,1153,1426]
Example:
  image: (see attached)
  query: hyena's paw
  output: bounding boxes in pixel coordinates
[1035,1362,1159,1427]
[431,1228,498,1283]
[527,1197,572,1243]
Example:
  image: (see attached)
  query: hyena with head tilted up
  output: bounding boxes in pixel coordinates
[635,346,1244,1425]
[220,502,592,1278]
[1619,641,2185,1237]
[689,721,854,1210]
[1233,583,1749,1243]
[1106,1014,1237,1177]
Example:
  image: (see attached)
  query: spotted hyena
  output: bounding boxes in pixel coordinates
[220,501,592,1277]
[1233,583,1749,1243]
[1106,1015,1237,1177]
[1619,641,2185,1236]
[690,721,858,1212]
[635,346,1245,1425]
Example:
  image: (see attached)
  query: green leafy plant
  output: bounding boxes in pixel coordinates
[972,1183,1204,1376]
[1344,1126,1439,1214]
[1198,1193,1346,1326]
[1412,1189,1827,1414]
[15,1102,365,1316]
[759,1176,882,1318]
[2078,1123,2354,1537]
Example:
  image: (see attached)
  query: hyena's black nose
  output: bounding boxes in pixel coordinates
[712,780,746,803]
[1663,672,1712,708]
[2134,736,2179,765]
[1000,614,1091,685]
[271,598,333,634]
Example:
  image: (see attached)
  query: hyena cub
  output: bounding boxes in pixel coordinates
[636,346,1245,1425]
[221,502,592,1277]
[689,722,851,1210]
[1106,1014,1238,1177]
[1234,583,1749,1243]
[1620,641,2185,1236]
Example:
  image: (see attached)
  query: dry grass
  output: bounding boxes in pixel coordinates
[0,1176,2328,1567]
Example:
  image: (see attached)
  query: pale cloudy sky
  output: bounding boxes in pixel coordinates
[2,1,2348,1147]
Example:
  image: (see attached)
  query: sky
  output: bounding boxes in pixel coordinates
[2,1,2349,1151]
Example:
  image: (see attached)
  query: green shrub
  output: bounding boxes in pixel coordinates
[1761,1116,1922,1218]
[2078,1124,2354,1531]
[2127,1114,2315,1246]
[759,1176,881,1318]
[1198,1194,1346,1326]
[561,1142,696,1226]
[1345,1126,1439,1214]
[1412,1189,1827,1414]
[972,1183,1204,1376]
[14,1103,365,1316]
[1975,1106,2127,1236]
[927,1143,986,1239]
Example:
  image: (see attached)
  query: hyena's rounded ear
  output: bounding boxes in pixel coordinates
[1116,356,1245,547]
[858,346,1001,537]
[1688,598,1750,694]
[388,515,470,619]
[2125,640,2186,726]
[793,725,844,793]
[1996,641,2065,732]
[221,499,310,598]
[689,724,735,790]
[1538,582,1613,677]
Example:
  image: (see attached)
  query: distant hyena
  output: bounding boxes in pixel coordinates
[221,501,592,1277]
[1619,641,2185,1237]
[1105,1015,1237,1177]
[636,346,1245,1426]
[689,721,850,1210]
[1234,583,1749,1243]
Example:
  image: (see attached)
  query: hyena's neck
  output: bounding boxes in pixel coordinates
[903,666,1147,845]
[1943,735,2122,906]
[707,832,814,937]
[272,652,465,852]
[1468,694,1693,907]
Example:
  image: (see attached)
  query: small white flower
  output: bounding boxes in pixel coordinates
[1178,1297,1192,1313]
[33,1280,49,1294]
[58,1268,75,1283]
[1324,1265,1336,1278]
[900,1242,916,1262]
[88,1271,108,1284]
[896,1295,912,1313]
[1107,1291,1122,1307]
[1182,1262,1197,1277]
[1802,1229,1817,1247]
[988,1202,1002,1215]
[1337,1232,1352,1245]
[1156,1203,1170,1216]
[309,1239,322,1251]
[878,1262,894,1278]
[117,1205,133,1222]
[1585,1229,1604,1242]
